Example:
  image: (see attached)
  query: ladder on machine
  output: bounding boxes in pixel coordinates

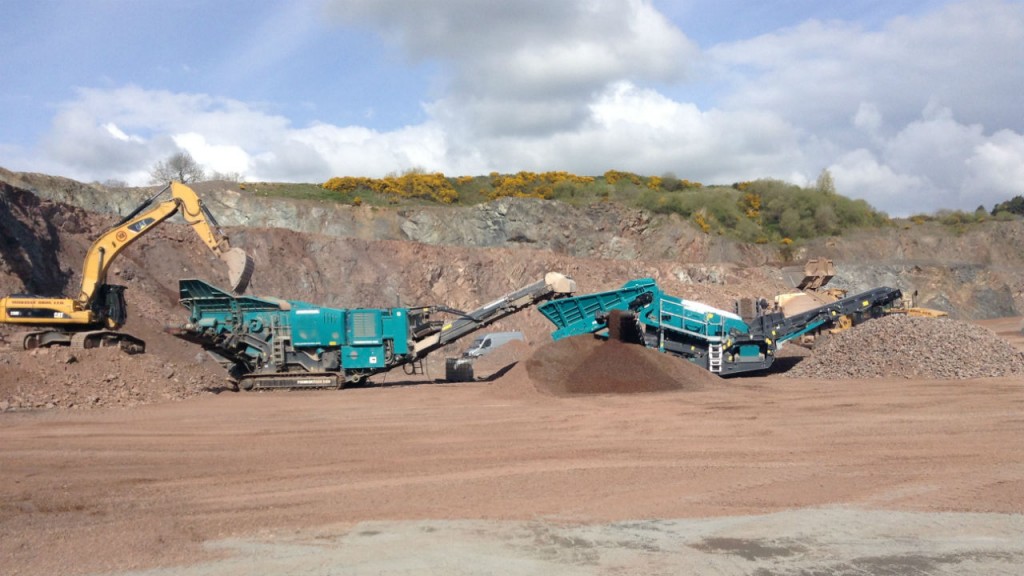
[708,342,723,373]
[405,358,426,375]
[271,318,292,369]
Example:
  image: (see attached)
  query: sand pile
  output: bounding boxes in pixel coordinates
[493,335,717,397]
[786,314,1024,379]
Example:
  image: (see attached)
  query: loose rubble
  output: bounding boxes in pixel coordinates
[785,314,1024,379]
[0,344,227,411]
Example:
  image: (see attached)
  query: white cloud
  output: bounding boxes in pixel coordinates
[13,1,1024,217]
[172,133,251,177]
[34,86,291,184]
[829,103,1024,215]
[883,103,985,189]
[830,149,930,216]
[103,123,140,143]
[330,0,696,137]
[852,102,883,137]
[964,130,1024,205]
[704,0,1024,214]
[479,81,806,184]
[710,1,1024,134]
[29,85,456,185]
[271,122,451,179]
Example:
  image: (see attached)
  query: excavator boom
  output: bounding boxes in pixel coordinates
[77,182,252,303]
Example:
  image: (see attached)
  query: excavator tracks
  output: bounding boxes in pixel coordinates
[70,330,146,354]
[17,329,145,354]
[19,330,69,350]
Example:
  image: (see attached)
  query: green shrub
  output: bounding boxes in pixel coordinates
[316,170,900,241]
[991,195,1024,216]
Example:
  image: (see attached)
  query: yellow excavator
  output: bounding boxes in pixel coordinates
[1,181,254,353]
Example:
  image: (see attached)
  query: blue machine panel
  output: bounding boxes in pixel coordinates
[382,310,410,355]
[292,307,345,346]
[341,344,387,368]
[348,309,382,345]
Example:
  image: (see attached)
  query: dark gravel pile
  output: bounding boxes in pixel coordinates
[786,314,1024,379]
[524,336,717,395]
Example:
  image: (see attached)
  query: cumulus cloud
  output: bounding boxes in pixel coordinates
[964,131,1024,204]
[172,133,250,176]
[16,0,1024,216]
[31,85,453,185]
[329,0,696,137]
[458,81,806,184]
[831,102,1024,215]
[830,149,930,216]
[707,0,1024,213]
[710,1,1024,134]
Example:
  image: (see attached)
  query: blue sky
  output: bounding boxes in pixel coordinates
[2,0,1022,216]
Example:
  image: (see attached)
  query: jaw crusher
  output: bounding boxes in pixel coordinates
[536,278,902,376]
[169,272,576,389]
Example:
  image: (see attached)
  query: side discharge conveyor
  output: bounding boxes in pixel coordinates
[169,273,576,390]
[537,278,902,376]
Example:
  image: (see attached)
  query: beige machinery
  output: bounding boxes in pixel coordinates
[775,258,849,319]
[775,258,947,346]
[775,258,857,346]
[1,181,254,352]
[889,290,949,318]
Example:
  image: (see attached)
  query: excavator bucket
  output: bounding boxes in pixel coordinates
[797,258,835,291]
[222,247,254,294]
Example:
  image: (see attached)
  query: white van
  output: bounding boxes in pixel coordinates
[462,331,525,358]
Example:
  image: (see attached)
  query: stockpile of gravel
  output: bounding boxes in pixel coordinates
[786,315,1024,379]
[523,336,717,395]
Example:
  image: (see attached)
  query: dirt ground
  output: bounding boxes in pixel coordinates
[1,318,1023,575]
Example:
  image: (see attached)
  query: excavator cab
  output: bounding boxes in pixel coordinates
[95,284,129,329]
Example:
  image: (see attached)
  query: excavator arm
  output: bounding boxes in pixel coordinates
[76,181,253,307]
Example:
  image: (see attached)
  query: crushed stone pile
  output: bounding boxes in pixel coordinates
[786,314,1024,379]
[0,344,226,411]
[520,335,717,396]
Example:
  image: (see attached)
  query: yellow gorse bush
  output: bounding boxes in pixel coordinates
[323,173,458,204]
[488,171,593,200]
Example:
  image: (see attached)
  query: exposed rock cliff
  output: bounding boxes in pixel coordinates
[2,167,1023,320]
